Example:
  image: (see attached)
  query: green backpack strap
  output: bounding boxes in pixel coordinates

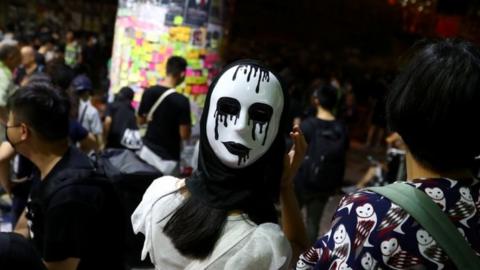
[367,182,480,270]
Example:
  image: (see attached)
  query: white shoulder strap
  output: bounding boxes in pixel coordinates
[146,88,176,122]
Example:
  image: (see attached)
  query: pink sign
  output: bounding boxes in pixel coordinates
[186,68,201,77]
[204,52,220,68]
[191,85,208,94]
[152,52,164,63]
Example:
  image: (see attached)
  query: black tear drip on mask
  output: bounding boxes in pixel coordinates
[232,65,273,147]
[214,111,250,166]
[238,151,249,166]
[213,110,239,140]
[232,65,270,93]
[249,119,270,146]
[248,103,274,146]
[213,108,250,166]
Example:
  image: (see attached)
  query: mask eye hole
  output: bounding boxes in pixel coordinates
[217,97,240,115]
[248,103,273,122]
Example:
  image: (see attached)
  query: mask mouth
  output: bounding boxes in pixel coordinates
[222,141,251,156]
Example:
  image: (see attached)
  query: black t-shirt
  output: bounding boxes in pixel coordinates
[298,117,349,191]
[105,100,136,149]
[10,122,88,226]
[0,232,45,270]
[13,64,44,85]
[300,117,349,148]
[26,147,125,270]
[138,85,191,160]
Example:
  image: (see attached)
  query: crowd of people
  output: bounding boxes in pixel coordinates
[0,30,193,269]
[0,26,480,270]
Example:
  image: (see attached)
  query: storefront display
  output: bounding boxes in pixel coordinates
[110,0,224,135]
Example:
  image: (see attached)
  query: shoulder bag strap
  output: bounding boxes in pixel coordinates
[367,182,480,269]
[79,103,89,125]
[146,88,176,123]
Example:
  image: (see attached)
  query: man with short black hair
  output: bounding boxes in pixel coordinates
[8,83,125,270]
[137,56,191,175]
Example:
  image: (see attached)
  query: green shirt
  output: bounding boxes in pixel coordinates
[65,41,82,68]
[0,61,15,107]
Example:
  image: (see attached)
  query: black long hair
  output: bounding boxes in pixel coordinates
[164,60,288,259]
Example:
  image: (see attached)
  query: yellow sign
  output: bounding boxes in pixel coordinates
[169,27,191,43]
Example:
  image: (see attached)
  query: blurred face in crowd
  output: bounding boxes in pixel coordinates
[66,31,74,43]
[87,36,97,46]
[21,46,36,67]
[4,47,21,71]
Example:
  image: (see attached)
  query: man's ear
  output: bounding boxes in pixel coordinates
[20,123,29,141]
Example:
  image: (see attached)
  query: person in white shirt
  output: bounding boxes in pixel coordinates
[71,74,103,150]
[132,60,309,269]
[0,40,20,139]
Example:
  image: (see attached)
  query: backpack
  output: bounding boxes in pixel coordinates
[92,149,162,267]
[29,149,162,268]
[28,167,121,221]
[109,102,143,150]
[26,166,126,267]
[296,118,347,192]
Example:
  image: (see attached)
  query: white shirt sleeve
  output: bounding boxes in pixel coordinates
[0,67,13,107]
[131,176,182,262]
[89,107,103,135]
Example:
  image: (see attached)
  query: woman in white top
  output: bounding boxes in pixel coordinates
[132,59,309,269]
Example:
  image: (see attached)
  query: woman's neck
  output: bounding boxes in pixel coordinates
[406,151,472,181]
[316,107,335,121]
[228,210,243,216]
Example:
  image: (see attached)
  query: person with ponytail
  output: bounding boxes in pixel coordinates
[132,59,309,269]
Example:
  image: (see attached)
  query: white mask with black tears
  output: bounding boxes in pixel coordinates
[206,64,284,168]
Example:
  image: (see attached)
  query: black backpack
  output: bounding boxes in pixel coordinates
[29,149,162,268]
[92,149,162,267]
[296,118,347,192]
[26,167,127,269]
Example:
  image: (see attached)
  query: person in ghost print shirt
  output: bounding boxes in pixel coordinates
[295,39,480,270]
